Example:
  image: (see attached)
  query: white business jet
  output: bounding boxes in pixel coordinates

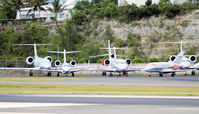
[90,40,133,76]
[0,44,53,76]
[47,49,82,76]
[144,41,197,77]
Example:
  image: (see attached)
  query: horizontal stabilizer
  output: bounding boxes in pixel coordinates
[14,44,55,46]
[89,54,109,58]
[116,55,128,57]
[47,51,82,54]
[100,47,126,50]
[161,42,199,44]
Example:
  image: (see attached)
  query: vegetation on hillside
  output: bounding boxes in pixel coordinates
[0,0,199,64]
[72,0,199,24]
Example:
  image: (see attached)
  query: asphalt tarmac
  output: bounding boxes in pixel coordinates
[1,75,199,113]
[1,75,199,87]
[0,94,199,114]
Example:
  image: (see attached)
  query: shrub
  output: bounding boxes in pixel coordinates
[0,18,47,24]
[163,4,184,18]
[103,3,117,18]
[118,4,139,23]
[182,2,199,10]
[114,39,126,47]
[132,57,145,63]
[180,20,190,27]
[71,11,87,25]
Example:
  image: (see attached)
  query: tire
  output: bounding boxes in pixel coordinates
[72,73,75,77]
[191,71,196,76]
[171,73,175,77]
[29,71,33,76]
[109,72,113,76]
[159,74,163,77]
[57,72,60,77]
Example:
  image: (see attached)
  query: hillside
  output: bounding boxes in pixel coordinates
[78,9,199,57]
[0,0,199,63]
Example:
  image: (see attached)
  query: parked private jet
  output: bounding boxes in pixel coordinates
[0,44,53,76]
[144,41,197,77]
[47,49,83,76]
[90,40,136,76]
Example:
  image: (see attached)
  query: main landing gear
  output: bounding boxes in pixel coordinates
[159,73,163,77]
[46,72,51,76]
[29,70,33,76]
[123,72,128,77]
[72,72,75,77]
[57,72,60,77]
[109,72,113,76]
[102,72,106,76]
[191,70,196,76]
[171,73,176,77]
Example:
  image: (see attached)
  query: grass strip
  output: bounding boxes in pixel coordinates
[0,84,199,96]
[0,77,85,81]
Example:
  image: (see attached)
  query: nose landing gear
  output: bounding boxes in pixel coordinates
[171,73,175,77]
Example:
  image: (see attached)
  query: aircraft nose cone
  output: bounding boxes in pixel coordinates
[63,67,70,72]
[118,64,127,70]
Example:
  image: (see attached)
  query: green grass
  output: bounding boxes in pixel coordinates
[0,77,85,81]
[0,84,199,96]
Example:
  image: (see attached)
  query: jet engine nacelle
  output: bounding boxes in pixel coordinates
[45,56,53,63]
[26,56,34,65]
[54,60,61,67]
[70,60,76,67]
[189,55,197,63]
[102,59,110,66]
[170,56,176,62]
[126,59,131,65]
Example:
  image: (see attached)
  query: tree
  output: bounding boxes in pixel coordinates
[10,0,24,17]
[104,2,117,18]
[27,0,47,18]
[48,0,67,26]
[74,0,90,11]
[0,28,15,56]
[118,4,139,23]
[145,0,152,6]
[51,20,85,52]
[13,23,49,57]
[71,11,87,25]
[1,0,22,19]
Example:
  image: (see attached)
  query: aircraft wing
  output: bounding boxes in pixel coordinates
[46,67,90,73]
[87,67,142,72]
[0,67,49,71]
[159,68,185,73]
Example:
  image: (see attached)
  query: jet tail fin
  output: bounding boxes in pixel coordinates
[14,44,54,58]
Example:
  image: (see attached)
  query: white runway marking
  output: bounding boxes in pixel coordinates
[17,94,199,99]
[0,102,100,109]
[0,112,49,114]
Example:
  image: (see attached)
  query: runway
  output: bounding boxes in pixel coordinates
[1,75,199,87]
[1,75,199,113]
[0,94,199,114]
